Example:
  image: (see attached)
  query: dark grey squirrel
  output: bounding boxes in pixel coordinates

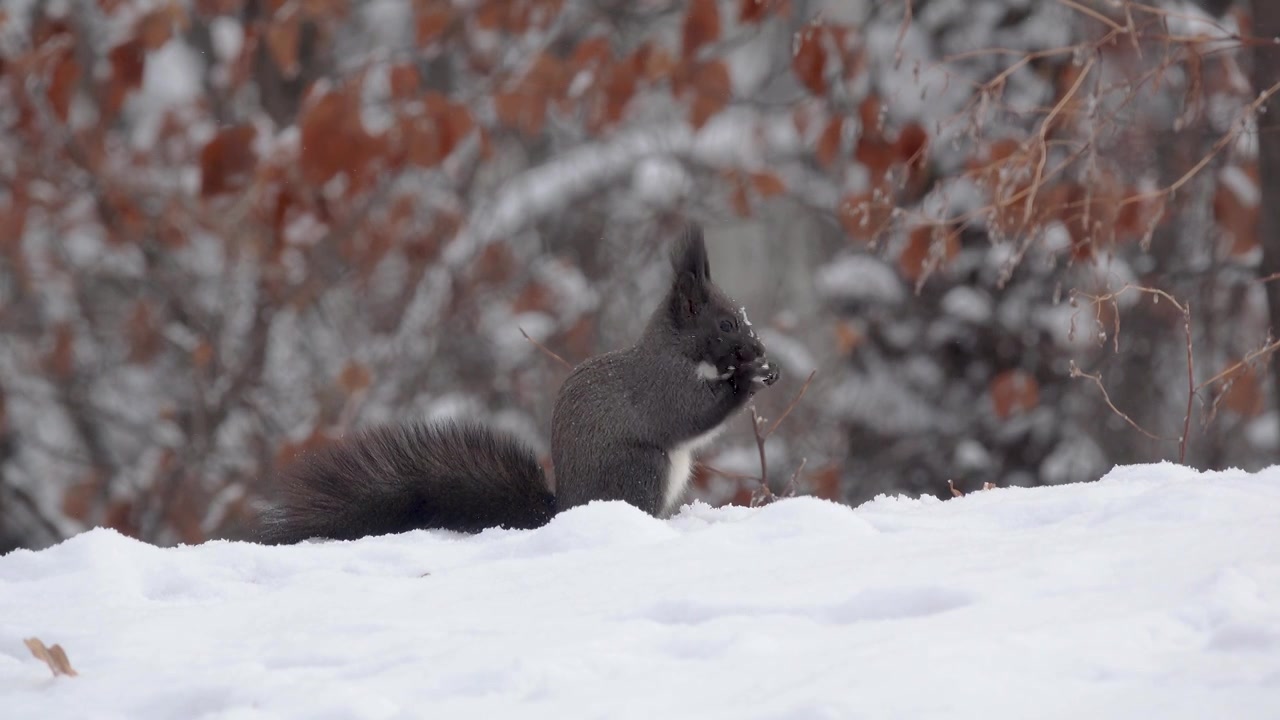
[258,222,779,544]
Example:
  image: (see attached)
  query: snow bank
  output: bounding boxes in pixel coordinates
[2,463,1279,719]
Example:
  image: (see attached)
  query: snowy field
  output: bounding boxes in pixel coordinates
[2,463,1279,719]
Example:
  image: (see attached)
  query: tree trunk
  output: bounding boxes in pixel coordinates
[1251,0,1280,442]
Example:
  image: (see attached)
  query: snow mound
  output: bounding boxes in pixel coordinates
[3,463,1280,719]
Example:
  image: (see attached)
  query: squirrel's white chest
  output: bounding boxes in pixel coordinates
[662,424,725,515]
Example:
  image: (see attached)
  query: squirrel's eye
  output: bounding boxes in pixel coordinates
[718,319,734,332]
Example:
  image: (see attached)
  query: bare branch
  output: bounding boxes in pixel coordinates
[1070,360,1167,442]
[765,370,818,439]
[519,327,573,370]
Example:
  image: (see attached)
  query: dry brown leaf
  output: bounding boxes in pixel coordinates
[137,7,174,50]
[894,122,929,168]
[1221,363,1264,417]
[837,193,892,242]
[990,369,1040,419]
[807,463,842,501]
[815,117,843,169]
[266,8,302,78]
[598,60,638,127]
[632,41,675,83]
[109,38,147,90]
[854,135,896,184]
[749,171,786,198]
[687,61,732,129]
[1213,166,1259,256]
[474,0,505,30]
[682,0,721,59]
[415,1,452,47]
[740,0,789,23]
[570,36,611,74]
[200,124,258,197]
[898,224,959,283]
[338,362,373,394]
[792,26,827,95]
[494,88,547,137]
[48,49,81,122]
[25,638,78,678]
[388,63,420,101]
[858,94,883,136]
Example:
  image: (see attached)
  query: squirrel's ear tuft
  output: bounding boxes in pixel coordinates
[670,222,711,283]
[669,222,711,321]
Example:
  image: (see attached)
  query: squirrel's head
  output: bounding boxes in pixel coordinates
[661,222,766,369]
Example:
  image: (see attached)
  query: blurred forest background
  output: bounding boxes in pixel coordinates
[2,0,1279,551]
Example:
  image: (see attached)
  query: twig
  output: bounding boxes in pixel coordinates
[1118,78,1280,209]
[1179,302,1193,464]
[765,370,818,438]
[518,327,572,370]
[1071,284,1196,461]
[748,405,771,505]
[894,0,914,68]
[784,457,807,498]
[1069,360,1166,442]
[701,463,756,482]
[1023,55,1096,227]
[1197,337,1280,390]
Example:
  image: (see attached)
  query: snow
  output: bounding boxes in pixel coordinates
[209,17,244,63]
[1221,165,1260,208]
[130,38,203,150]
[3,463,1280,718]
[815,254,906,305]
[940,286,993,324]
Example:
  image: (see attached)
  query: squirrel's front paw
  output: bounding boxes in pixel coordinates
[749,358,779,388]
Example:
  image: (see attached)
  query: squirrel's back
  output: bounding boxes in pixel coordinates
[259,421,554,544]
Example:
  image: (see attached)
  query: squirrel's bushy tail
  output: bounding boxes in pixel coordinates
[258,421,555,544]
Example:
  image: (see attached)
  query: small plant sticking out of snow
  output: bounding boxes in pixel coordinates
[24,637,78,678]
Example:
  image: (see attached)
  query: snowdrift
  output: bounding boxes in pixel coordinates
[2,463,1279,719]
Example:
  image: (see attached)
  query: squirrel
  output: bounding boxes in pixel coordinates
[258,222,779,544]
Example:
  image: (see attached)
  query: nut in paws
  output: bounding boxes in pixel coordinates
[753,359,780,387]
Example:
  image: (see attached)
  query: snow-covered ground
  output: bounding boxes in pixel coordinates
[2,463,1279,719]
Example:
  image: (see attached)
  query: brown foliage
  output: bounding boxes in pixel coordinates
[200,124,258,197]
[1220,363,1264,417]
[898,225,959,283]
[990,370,1040,419]
[684,60,732,129]
[792,26,828,95]
[48,49,80,122]
[815,117,843,168]
[838,193,893,243]
[1213,165,1260,255]
[416,1,454,47]
[682,0,721,59]
[750,171,787,198]
[338,362,373,394]
[298,82,388,187]
[266,6,302,78]
[740,0,790,24]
